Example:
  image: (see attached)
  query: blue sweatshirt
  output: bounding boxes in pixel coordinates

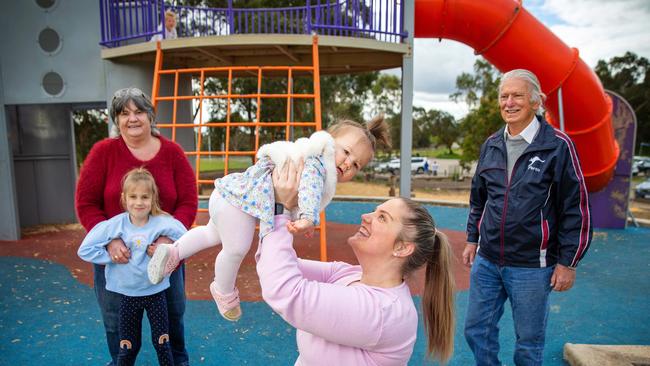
[78,212,187,297]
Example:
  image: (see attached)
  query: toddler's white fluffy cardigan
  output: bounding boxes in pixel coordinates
[256,130,337,213]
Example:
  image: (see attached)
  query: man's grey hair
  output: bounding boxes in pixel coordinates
[498,69,547,113]
[109,87,159,137]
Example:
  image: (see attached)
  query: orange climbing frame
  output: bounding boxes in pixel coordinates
[149,36,329,261]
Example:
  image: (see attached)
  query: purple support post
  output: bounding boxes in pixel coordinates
[100,0,106,44]
[278,10,287,34]
[400,0,405,40]
[589,91,637,229]
[228,0,234,34]
[314,0,321,31]
[306,0,312,34]
[241,9,248,34]
[160,0,166,39]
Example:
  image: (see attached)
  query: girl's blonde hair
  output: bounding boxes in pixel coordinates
[120,167,166,216]
[327,114,391,157]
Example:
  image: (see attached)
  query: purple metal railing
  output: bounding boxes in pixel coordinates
[99,0,406,48]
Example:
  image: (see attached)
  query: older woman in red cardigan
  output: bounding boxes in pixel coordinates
[75,87,197,366]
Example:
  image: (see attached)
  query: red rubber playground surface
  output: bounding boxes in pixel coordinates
[1,201,648,365]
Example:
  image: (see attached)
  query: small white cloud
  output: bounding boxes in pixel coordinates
[413,92,469,120]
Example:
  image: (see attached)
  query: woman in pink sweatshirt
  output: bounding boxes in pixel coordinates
[255,161,455,365]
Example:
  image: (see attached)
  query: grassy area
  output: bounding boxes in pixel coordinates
[198,157,253,172]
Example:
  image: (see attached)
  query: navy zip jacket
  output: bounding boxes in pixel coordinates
[467,117,592,268]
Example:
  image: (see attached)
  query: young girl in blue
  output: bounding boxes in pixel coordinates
[148,116,390,322]
[78,168,187,366]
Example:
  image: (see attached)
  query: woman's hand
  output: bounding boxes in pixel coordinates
[147,235,174,257]
[287,218,315,238]
[272,159,304,210]
[107,238,130,264]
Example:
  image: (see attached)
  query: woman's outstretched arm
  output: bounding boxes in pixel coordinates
[255,215,384,349]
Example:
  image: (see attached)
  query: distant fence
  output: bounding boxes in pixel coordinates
[99,0,407,47]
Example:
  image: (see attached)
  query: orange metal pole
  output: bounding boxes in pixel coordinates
[224,69,233,175]
[157,65,313,75]
[151,41,163,111]
[195,70,206,199]
[156,93,316,101]
[286,69,293,140]
[171,71,179,142]
[255,68,262,154]
[311,35,327,262]
[312,35,322,131]
[157,121,317,128]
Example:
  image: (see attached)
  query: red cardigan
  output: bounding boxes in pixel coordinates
[75,136,198,231]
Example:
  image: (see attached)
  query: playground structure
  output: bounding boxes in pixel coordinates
[100,0,621,192]
[0,0,635,240]
[0,3,646,364]
[105,0,629,225]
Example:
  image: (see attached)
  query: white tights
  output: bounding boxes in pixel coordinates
[174,192,256,295]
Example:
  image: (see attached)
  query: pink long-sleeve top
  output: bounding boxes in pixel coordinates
[256,215,418,366]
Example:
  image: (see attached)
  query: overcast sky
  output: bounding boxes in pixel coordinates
[399,0,650,119]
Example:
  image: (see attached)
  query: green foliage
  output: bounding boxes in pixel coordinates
[453,59,503,167]
[73,109,109,168]
[413,106,459,153]
[595,51,650,153]
[320,72,380,128]
[368,74,402,149]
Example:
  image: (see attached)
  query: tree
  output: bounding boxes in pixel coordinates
[73,109,109,168]
[595,51,650,154]
[413,107,459,153]
[320,72,379,128]
[369,74,402,150]
[452,59,502,167]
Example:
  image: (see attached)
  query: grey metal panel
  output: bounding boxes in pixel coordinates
[13,160,39,227]
[10,104,76,226]
[6,105,19,157]
[35,158,76,224]
[156,73,196,157]
[14,105,71,157]
[0,65,21,239]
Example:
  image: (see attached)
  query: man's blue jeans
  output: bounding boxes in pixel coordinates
[464,255,554,366]
[93,263,189,366]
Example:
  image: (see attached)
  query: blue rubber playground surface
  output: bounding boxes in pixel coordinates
[1,201,649,365]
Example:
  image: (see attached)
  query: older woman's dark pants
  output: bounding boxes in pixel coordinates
[94,264,189,366]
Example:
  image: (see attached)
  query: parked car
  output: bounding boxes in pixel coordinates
[384,157,436,175]
[372,159,392,173]
[635,178,650,200]
[633,156,650,175]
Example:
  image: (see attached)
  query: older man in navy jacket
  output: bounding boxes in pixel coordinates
[462,69,592,366]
